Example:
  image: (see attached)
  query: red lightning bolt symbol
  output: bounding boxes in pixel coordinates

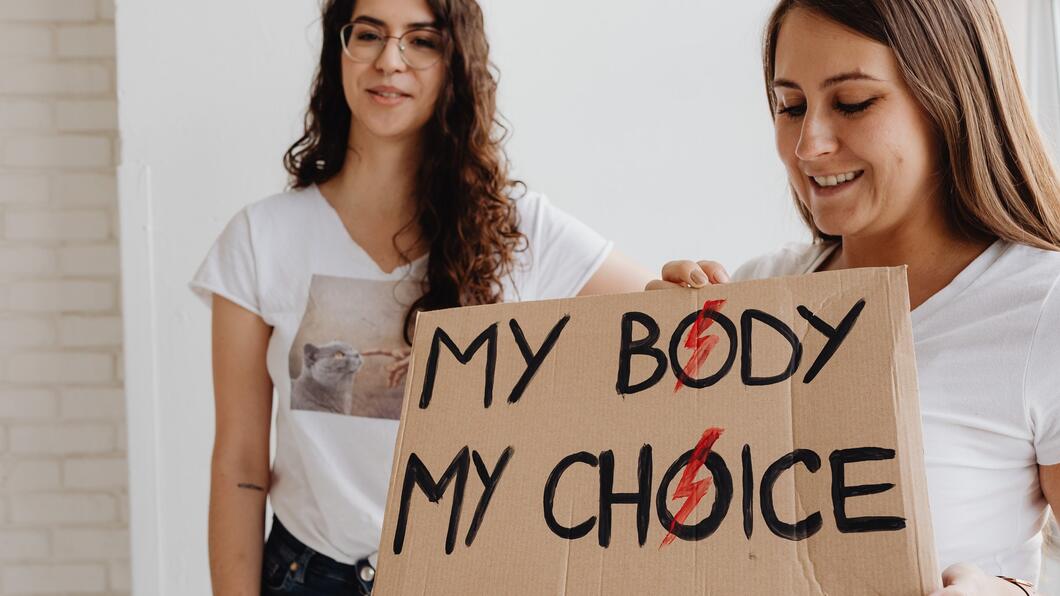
[674,299,728,392]
[661,426,725,548]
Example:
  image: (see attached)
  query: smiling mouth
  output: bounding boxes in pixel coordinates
[368,90,411,99]
[809,170,864,189]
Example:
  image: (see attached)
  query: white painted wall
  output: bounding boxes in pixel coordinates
[117,1,1051,594]
[116,2,320,593]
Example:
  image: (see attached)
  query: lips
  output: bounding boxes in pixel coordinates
[367,85,412,99]
[808,170,864,189]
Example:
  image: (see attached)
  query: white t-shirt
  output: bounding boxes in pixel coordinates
[733,240,1060,582]
[190,185,612,564]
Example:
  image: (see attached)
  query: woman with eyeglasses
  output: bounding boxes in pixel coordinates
[652,0,1060,593]
[189,0,650,594]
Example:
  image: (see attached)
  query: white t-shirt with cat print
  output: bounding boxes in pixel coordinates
[733,240,1060,583]
[190,185,613,564]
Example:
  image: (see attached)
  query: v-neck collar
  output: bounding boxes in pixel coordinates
[908,239,1006,326]
[808,240,1007,325]
[311,184,428,277]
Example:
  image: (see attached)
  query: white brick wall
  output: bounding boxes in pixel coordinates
[0,1,128,594]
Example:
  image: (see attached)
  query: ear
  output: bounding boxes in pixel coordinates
[303,343,318,366]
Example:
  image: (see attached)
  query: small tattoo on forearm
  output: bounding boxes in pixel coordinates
[237,483,265,492]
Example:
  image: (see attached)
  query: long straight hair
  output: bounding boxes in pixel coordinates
[763,0,1060,250]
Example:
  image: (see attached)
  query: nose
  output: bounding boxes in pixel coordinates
[374,37,407,75]
[794,110,839,161]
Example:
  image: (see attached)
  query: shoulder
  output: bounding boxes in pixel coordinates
[993,242,1060,343]
[1007,243,1060,459]
[241,185,320,227]
[507,187,597,245]
[970,242,1060,325]
[508,188,550,228]
[731,242,834,282]
[985,241,1060,289]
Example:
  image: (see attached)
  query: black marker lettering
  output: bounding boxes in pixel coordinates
[742,444,753,539]
[616,312,667,395]
[760,449,823,541]
[508,315,571,404]
[419,324,498,409]
[543,452,599,540]
[393,448,470,555]
[797,299,866,384]
[656,449,733,541]
[464,447,514,547]
[598,445,653,547]
[830,447,906,533]
[740,309,802,386]
[668,308,738,389]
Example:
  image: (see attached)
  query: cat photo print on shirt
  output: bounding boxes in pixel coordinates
[288,274,418,420]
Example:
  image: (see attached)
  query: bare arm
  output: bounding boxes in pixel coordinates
[209,295,274,596]
[578,251,653,296]
[1042,463,1060,514]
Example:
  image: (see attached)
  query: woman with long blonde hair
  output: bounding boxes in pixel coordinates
[652,0,1060,593]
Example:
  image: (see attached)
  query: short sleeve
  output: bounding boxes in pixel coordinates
[513,192,612,301]
[731,242,832,282]
[188,207,262,315]
[1026,275,1060,465]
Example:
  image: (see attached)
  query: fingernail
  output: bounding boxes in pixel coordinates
[690,270,708,287]
[719,271,731,283]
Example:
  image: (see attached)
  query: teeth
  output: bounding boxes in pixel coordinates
[373,91,403,98]
[813,171,859,187]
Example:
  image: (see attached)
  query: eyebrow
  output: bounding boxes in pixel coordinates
[352,15,440,29]
[773,71,883,91]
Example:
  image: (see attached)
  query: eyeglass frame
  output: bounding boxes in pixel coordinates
[338,22,447,71]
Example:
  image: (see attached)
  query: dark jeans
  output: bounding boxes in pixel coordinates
[261,515,375,596]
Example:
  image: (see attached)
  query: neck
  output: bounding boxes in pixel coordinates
[322,126,424,221]
[829,215,992,309]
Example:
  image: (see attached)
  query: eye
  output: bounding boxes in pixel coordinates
[835,98,877,116]
[776,102,806,119]
[356,31,382,42]
[406,31,441,50]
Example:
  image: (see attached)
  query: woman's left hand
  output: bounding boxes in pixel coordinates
[928,563,1033,595]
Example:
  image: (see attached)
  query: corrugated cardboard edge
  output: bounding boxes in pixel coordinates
[377,308,431,594]
[885,266,940,593]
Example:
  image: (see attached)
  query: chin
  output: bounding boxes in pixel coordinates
[357,117,423,142]
[813,214,874,239]
[807,206,865,239]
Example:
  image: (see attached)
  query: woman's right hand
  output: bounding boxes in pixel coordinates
[645,260,731,290]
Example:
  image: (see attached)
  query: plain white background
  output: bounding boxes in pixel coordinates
[115,1,1053,593]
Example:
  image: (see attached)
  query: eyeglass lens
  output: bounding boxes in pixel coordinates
[341,23,443,70]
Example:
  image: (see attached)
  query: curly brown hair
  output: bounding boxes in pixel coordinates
[284,0,527,343]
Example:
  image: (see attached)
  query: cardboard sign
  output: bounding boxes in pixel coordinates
[376,268,938,595]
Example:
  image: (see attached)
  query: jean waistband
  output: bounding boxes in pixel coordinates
[269,515,360,576]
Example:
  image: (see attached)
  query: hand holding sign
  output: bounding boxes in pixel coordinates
[645,259,732,290]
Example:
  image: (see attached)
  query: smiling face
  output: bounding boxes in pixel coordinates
[341,0,447,144]
[772,8,942,240]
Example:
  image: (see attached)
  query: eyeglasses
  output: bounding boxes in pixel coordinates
[340,22,446,71]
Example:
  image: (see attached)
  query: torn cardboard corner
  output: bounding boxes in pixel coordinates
[376,267,938,595]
